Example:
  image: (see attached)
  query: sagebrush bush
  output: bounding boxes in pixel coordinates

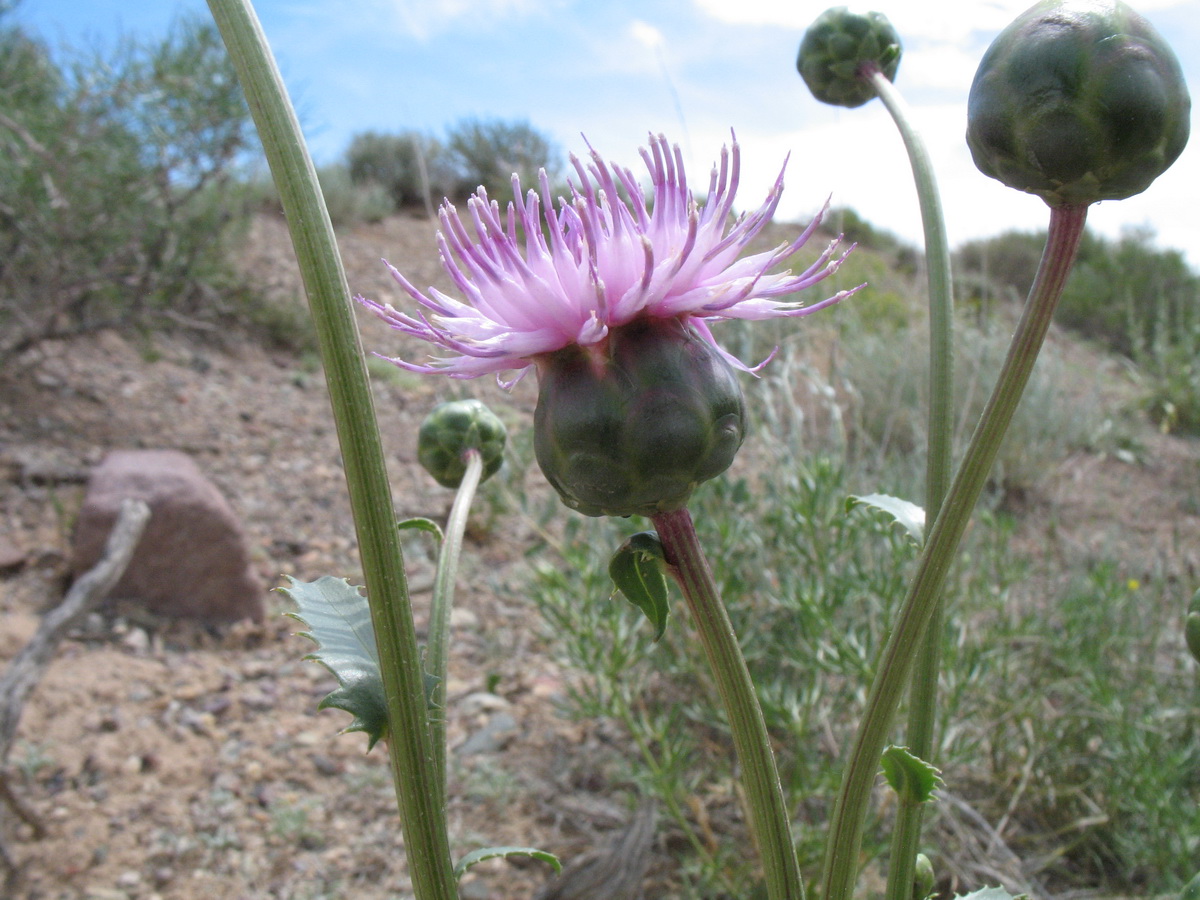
[0,16,257,360]
[445,117,561,202]
[956,227,1200,433]
[345,130,456,213]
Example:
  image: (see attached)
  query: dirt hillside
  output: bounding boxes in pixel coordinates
[2,213,1198,900]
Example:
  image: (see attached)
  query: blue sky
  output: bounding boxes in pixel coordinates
[16,0,1200,265]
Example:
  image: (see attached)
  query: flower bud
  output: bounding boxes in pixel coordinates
[417,399,506,489]
[913,853,935,900]
[797,7,902,108]
[967,0,1190,206]
[534,317,746,518]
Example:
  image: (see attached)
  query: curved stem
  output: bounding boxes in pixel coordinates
[863,67,955,900]
[651,508,804,900]
[821,204,1089,900]
[206,2,457,897]
[427,450,484,802]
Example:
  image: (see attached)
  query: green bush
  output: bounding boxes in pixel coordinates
[0,16,256,360]
[957,227,1200,433]
[445,117,561,202]
[345,129,455,212]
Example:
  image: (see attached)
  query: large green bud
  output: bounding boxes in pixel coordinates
[967,0,1190,206]
[797,7,902,108]
[534,317,746,518]
[417,399,507,489]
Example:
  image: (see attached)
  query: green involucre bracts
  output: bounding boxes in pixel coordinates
[967,0,1190,206]
[417,399,507,489]
[797,7,902,108]
[534,317,746,518]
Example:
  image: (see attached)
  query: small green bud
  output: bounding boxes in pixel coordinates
[913,853,935,900]
[1186,589,1200,665]
[797,7,902,108]
[534,317,746,518]
[417,399,506,489]
[967,0,1190,206]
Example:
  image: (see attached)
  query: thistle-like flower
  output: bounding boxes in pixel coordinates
[361,134,855,516]
[360,133,854,381]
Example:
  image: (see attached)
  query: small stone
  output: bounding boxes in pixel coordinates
[456,712,518,756]
[0,536,25,573]
[116,871,141,888]
[312,754,343,777]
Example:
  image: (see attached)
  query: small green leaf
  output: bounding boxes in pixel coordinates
[283,575,388,750]
[454,846,561,879]
[1180,872,1200,900]
[954,888,1030,900]
[398,516,444,543]
[847,493,926,544]
[880,745,942,804]
[609,531,670,641]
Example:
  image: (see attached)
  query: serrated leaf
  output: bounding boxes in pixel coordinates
[609,531,670,641]
[880,745,942,804]
[282,575,388,750]
[398,516,444,543]
[847,493,926,544]
[955,888,1030,900]
[454,845,561,879]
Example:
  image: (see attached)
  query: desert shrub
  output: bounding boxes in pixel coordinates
[345,129,456,213]
[316,163,394,227]
[445,117,561,202]
[957,227,1200,433]
[0,16,256,360]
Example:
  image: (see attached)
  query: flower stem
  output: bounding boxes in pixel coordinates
[205,2,457,897]
[862,66,954,900]
[651,508,804,900]
[427,449,484,803]
[820,204,1089,900]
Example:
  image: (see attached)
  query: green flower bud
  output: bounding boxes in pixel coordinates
[1186,589,1200,665]
[913,853,935,900]
[967,0,1190,206]
[417,399,506,489]
[534,317,746,518]
[797,7,902,108]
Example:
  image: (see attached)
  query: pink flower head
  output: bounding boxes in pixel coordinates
[359,133,857,383]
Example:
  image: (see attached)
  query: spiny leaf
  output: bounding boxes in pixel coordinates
[880,745,942,804]
[609,531,670,641]
[847,493,926,544]
[454,846,561,879]
[283,575,388,750]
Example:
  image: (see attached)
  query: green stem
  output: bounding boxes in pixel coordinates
[651,508,804,900]
[863,67,954,900]
[427,450,484,803]
[821,204,1089,900]
[205,3,457,897]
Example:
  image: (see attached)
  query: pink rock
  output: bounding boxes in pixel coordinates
[71,450,264,623]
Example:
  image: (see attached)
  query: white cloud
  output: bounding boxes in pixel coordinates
[380,0,550,40]
[631,19,666,49]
